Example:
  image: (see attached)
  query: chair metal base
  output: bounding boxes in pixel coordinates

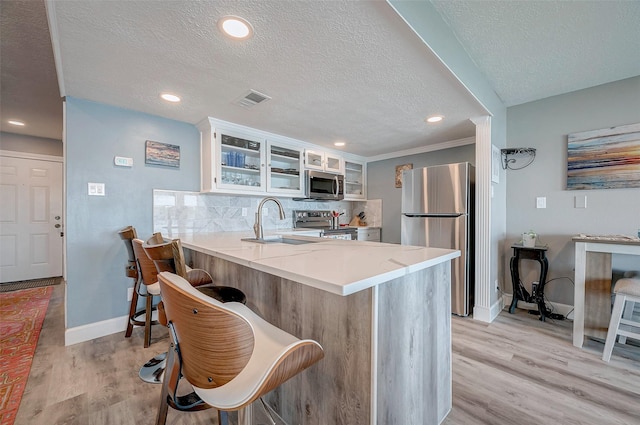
[139,352,166,384]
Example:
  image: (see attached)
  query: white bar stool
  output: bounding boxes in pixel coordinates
[602,275,640,362]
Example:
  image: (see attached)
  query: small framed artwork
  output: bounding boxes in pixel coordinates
[491,145,500,183]
[395,163,413,188]
[145,140,180,168]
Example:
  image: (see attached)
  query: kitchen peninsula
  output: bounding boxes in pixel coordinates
[177,231,459,425]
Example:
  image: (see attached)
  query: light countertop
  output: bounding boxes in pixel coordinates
[174,231,459,296]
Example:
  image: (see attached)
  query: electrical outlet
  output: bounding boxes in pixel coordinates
[536,197,546,208]
[127,287,134,301]
[242,207,248,217]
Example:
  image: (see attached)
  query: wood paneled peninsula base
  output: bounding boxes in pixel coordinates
[176,231,459,425]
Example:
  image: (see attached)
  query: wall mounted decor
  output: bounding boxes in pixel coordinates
[395,163,412,188]
[145,140,180,168]
[500,147,536,170]
[567,123,640,190]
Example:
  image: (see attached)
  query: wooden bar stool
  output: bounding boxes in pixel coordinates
[155,271,324,425]
[138,235,246,385]
[130,238,162,348]
[143,237,246,304]
[602,274,640,362]
[118,226,143,340]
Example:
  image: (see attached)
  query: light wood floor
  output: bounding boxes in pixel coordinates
[16,283,640,425]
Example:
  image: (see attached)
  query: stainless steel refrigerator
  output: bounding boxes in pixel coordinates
[401,162,475,316]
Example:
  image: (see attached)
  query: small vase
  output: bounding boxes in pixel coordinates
[522,233,536,248]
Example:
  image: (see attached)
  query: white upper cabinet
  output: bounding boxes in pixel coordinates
[304,150,344,174]
[198,117,364,199]
[344,159,366,200]
[267,142,303,194]
[217,130,266,192]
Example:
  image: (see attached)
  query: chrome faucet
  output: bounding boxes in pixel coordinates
[254,197,286,240]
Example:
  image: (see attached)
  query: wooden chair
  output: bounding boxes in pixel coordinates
[118,226,140,340]
[143,237,246,304]
[602,274,640,362]
[130,238,162,348]
[138,235,246,386]
[119,226,161,348]
[155,271,324,425]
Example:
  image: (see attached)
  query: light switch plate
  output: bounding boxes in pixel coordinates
[536,197,546,208]
[88,182,105,196]
[575,195,587,208]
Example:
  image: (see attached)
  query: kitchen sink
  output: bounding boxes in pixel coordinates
[241,235,319,245]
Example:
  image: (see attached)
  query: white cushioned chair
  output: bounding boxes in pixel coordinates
[602,272,640,362]
[155,271,324,425]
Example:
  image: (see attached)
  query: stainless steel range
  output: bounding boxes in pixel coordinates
[293,210,357,240]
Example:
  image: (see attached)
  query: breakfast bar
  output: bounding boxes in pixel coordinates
[572,235,640,348]
[175,232,459,425]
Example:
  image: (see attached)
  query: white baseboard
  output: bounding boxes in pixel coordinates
[65,314,128,346]
[502,294,575,320]
[473,297,503,323]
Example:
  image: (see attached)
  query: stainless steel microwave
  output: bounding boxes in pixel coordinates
[304,170,344,200]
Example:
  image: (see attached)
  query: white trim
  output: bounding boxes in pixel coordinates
[501,294,575,320]
[365,137,475,163]
[65,315,128,346]
[471,116,493,323]
[0,150,63,162]
[472,297,503,323]
[45,0,66,97]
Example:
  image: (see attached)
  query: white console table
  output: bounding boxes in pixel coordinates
[573,236,640,348]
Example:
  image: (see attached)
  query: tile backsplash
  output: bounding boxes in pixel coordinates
[153,190,382,237]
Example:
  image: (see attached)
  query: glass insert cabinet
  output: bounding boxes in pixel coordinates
[198,117,365,199]
[210,126,304,195]
[344,160,365,199]
[201,120,304,197]
[219,133,263,190]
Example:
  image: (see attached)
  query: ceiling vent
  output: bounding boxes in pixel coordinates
[234,89,271,108]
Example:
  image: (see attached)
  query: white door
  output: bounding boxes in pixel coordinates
[0,155,63,283]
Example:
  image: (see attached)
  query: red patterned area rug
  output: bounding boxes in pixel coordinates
[0,286,53,425]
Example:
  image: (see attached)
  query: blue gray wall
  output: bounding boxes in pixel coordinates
[367,144,476,244]
[65,97,200,327]
[506,76,640,305]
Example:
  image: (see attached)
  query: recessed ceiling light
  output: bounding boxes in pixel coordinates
[334,141,345,147]
[8,120,25,126]
[161,93,181,103]
[218,16,253,40]
[425,115,444,123]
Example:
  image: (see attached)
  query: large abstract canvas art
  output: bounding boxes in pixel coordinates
[567,123,640,190]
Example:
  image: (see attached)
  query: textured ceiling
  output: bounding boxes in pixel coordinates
[45,0,484,157]
[432,0,640,107]
[0,0,62,140]
[2,1,638,155]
